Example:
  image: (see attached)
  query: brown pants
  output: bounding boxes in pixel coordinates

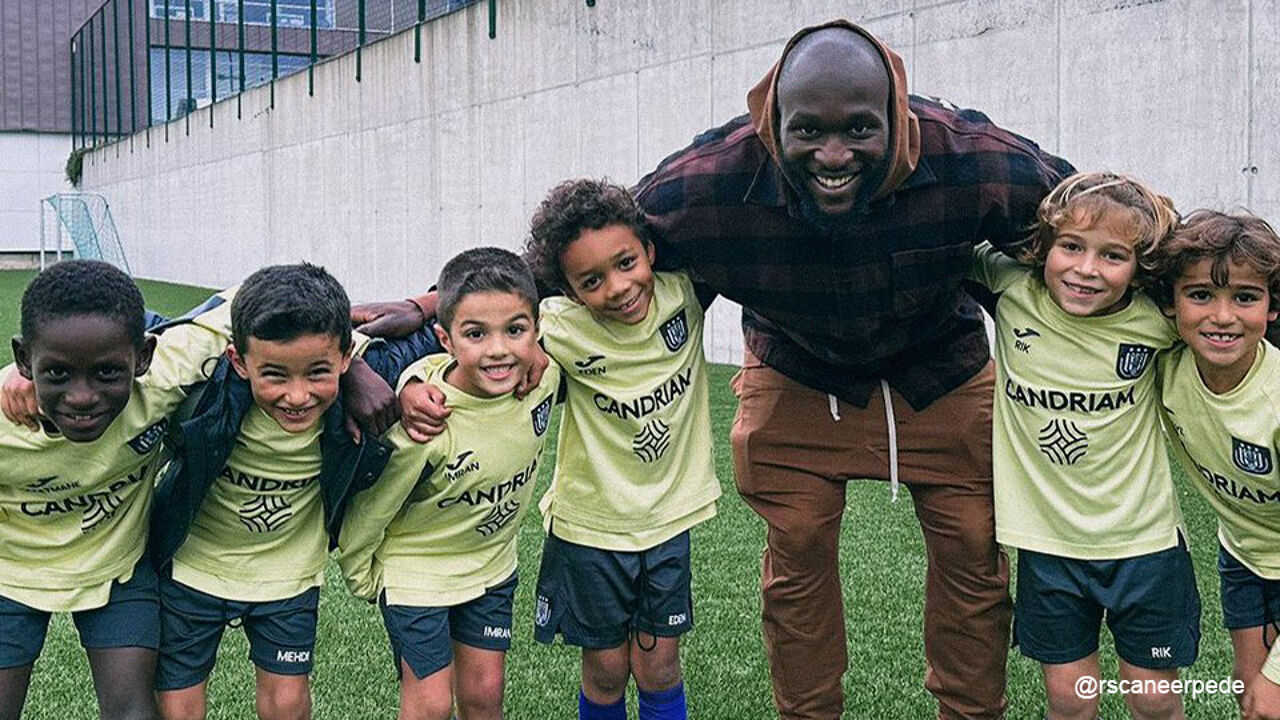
[730,353,1010,720]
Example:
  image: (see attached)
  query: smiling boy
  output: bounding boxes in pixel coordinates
[151,263,415,720]
[1155,211,1280,720]
[338,248,559,720]
[0,260,233,720]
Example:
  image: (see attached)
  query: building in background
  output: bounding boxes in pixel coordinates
[0,1,99,261]
[0,0,476,262]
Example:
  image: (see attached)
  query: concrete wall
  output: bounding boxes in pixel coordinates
[0,132,73,253]
[80,0,1278,364]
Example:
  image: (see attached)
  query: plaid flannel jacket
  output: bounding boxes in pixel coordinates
[635,96,1075,410]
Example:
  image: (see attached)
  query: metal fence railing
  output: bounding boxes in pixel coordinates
[69,0,489,149]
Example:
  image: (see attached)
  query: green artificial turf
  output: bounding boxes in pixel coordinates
[0,270,1242,719]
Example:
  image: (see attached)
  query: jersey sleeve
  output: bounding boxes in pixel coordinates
[336,427,443,601]
[967,242,1027,294]
[139,287,235,396]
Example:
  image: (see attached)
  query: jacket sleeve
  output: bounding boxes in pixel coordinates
[359,326,443,387]
[334,428,437,601]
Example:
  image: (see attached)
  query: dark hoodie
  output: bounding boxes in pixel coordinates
[634,20,1073,410]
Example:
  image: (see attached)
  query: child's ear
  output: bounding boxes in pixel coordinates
[1270,308,1279,324]
[433,324,453,355]
[11,336,31,380]
[645,241,656,266]
[228,344,251,380]
[133,335,158,377]
[339,348,354,375]
[1161,305,1176,318]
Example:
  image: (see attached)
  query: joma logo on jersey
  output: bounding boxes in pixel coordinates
[127,420,167,455]
[445,451,480,482]
[1232,437,1274,476]
[24,476,80,495]
[1115,343,1155,380]
[438,459,537,509]
[659,309,689,352]
[574,355,607,376]
[531,396,552,437]
[1012,327,1040,354]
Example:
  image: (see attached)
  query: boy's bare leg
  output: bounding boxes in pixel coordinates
[1042,654,1100,720]
[254,668,311,720]
[452,643,505,720]
[629,635,681,693]
[0,665,33,720]
[1117,661,1185,720]
[398,658,454,720]
[581,644,631,705]
[157,680,209,720]
[1232,627,1280,719]
[88,646,161,720]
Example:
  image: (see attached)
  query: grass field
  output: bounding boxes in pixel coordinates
[0,270,1245,719]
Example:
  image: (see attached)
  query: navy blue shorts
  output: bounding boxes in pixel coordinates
[0,557,159,669]
[1218,545,1280,635]
[533,530,693,649]
[1014,540,1201,669]
[380,572,517,680]
[155,577,319,690]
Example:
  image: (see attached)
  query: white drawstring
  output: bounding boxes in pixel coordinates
[880,380,900,502]
[827,393,841,422]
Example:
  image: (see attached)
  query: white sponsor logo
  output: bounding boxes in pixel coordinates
[276,650,311,663]
[482,626,511,639]
[667,613,687,626]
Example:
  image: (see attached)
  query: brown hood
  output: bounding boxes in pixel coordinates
[747,19,919,201]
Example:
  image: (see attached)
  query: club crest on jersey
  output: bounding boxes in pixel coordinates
[659,309,689,353]
[1115,344,1155,380]
[1232,437,1273,476]
[531,396,552,437]
[127,420,167,455]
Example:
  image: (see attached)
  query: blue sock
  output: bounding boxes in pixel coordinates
[579,688,626,720]
[638,682,687,720]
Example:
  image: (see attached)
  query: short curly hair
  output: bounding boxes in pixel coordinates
[231,263,352,355]
[1151,209,1280,310]
[20,260,145,348]
[1020,172,1179,288]
[524,178,651,293]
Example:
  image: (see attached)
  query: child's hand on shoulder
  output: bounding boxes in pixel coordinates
[399,379,449,443]
[341,356,400,443]
[514,346,551,400]
[1,370,41,432]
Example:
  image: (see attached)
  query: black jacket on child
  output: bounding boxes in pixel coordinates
[148,325,441,572]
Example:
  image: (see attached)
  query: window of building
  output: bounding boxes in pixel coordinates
[149,0,335,30]
[148,47,311,123]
